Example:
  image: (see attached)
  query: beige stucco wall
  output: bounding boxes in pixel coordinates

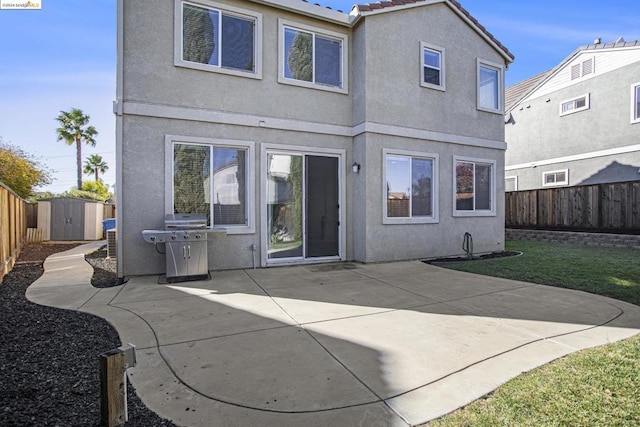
[353,3,507,141]
[122,0,352,126]
[353,133,505,263]
[120,115,353,275]
[119,0,509,275]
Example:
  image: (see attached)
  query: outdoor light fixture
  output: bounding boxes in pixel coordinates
[352,162,361,173]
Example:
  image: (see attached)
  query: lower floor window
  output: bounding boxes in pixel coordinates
[173,142,248,227]
[455,158,494,214]
[385,151,436,221]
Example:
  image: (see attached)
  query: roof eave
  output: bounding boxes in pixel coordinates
[247,0,352,26]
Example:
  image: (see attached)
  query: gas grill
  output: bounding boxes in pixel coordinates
[142,214,222,282]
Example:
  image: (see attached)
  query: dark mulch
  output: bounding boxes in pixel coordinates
[424,250,522,265]
[0,243,176,426]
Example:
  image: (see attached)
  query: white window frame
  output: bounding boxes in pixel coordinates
[383,149,439,224]
[278,19,348,94]
[560,93,590,116]
[631,82,640,124]
[477,59,504,114]
[453,156,497,217]
[165,135,255,234]
[542,169,569,187]
[420,42,445,91]
[505,175,518,192]
[174,0,263,79]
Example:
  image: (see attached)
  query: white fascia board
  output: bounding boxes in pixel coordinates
[248,0,351,26]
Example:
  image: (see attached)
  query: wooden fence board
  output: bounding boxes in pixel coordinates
[0,183,28,283]
[505,181,640,231]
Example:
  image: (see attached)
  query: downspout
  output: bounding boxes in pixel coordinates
[114,0,124,279]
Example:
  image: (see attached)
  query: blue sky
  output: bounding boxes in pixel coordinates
[1,0,638,194]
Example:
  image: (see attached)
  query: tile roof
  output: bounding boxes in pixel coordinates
[299,0,345,13]
[582,39,640,51]
[354,0,514,61]
[505,69,551,112]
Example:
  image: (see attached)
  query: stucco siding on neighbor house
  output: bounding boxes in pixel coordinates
[505,43,640,191]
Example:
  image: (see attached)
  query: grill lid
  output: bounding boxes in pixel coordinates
[164,213,207,229]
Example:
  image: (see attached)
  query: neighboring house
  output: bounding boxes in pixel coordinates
[114,0,513,276]
[505,39,640,191]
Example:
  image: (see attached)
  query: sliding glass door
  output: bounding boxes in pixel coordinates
[266,152,339,262]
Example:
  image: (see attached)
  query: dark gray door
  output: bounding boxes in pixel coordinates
[50,199,85,240]
[306,156,339,258]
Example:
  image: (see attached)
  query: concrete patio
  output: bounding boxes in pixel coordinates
[27,242,640,426]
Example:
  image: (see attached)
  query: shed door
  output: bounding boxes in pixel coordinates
[50,200,85,240]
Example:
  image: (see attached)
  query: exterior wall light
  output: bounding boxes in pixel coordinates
[352,162,361,173]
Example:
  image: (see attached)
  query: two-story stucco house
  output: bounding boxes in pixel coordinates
[505,39,640,191]
[114,0,513,277]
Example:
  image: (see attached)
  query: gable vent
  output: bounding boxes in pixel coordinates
[582,58,593,75]
[571,64,581,80]
[571,57,595,80]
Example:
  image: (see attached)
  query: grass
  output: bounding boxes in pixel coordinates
[444,240,640,305]
[428,240,640,426]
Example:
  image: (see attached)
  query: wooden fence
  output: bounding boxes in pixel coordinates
[505,181,640,231]
[0,182,28,283]
[104,203,116,220]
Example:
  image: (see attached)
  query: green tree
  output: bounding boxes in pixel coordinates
[78,180,111,201]
[55,108,98,190]
[83,154,109,182]
[0,138,52,199]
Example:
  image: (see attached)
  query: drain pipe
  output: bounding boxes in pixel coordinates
[462,232,474,259]
[250,243,257,269]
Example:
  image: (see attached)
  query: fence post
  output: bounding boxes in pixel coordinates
[100,345,136,427]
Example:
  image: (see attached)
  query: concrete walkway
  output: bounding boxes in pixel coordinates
[27,242,640,426]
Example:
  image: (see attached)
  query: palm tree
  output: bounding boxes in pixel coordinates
[83,154,109,182]
[55,108,98,189]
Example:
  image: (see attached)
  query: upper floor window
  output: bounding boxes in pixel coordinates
[560,93,590,116]
[632,83,640,124]
[278,19,348,93]
[167,136,255,233]
[477,59,503,114]
[175,0,262,79]
[571,57,594,80]
[383,149,439,224]
[421,42,445,91]
[454,157,496,216]
[543,169,569,187]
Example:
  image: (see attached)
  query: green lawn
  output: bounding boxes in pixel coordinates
[428,240,640,426]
